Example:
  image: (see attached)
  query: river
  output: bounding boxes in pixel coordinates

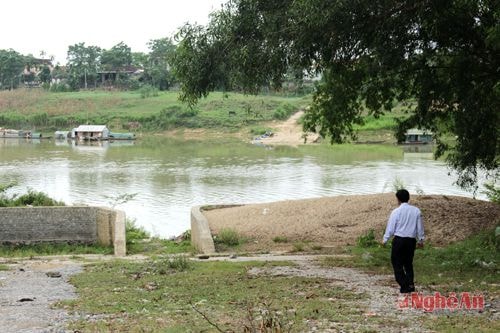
[0,137,483,237]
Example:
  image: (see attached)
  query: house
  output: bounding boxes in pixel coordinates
[404,129,433,144]
[23,58,54,87]
[97,66,143,86]
[72,125,110,141]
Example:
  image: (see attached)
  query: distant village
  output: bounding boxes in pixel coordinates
[0,40,176,91]
[21,57,144,89]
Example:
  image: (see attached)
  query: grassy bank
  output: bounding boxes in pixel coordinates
[0,89,308,133]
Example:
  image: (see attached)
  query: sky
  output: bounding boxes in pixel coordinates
[1,0,227,64]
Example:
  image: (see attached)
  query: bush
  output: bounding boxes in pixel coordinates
[291,242,305,252]
[483,182,500,204]
[250,126,274,135]
[392,176,406,191]
[214,228,241,247]
[144,105,200,130]
[165,255,192,271]
[126,219,150,243]
[49,83,71,92]
[273,102,296,120]
[357,229,378,248]
[272,236,289,243]
[0,187,64,207]
[139,84,159,99]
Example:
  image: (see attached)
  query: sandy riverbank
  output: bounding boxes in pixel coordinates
[204,194,500,252]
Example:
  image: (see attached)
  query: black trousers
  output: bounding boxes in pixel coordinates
[391,236,417,293]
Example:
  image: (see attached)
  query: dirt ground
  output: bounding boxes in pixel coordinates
[252,110,320,146]
[204,194,500,252]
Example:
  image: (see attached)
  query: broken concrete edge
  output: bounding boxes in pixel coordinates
[190,204,244,255]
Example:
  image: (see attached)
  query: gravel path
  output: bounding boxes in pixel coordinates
[248,260,427,332]
[0,259,82,333]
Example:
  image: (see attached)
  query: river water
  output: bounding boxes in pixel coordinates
[0,137,482,237]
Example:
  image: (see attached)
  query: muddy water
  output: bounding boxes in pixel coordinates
[0,137,481,237]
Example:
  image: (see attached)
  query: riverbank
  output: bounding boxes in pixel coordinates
[0,89,403,144]
[205,194,500,252]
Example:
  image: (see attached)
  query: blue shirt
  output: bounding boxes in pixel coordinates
[383,202,425,243]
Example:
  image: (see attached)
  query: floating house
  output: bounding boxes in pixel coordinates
[404,129,433,144]
[72,125,110,141]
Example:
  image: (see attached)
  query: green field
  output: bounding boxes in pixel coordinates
[0,89,309,133]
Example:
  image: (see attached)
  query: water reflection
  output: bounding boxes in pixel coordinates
[0,138,482,237]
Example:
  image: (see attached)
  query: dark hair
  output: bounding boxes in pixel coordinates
[396,189,410,203]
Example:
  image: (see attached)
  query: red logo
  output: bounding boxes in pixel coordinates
[398,292,484,312]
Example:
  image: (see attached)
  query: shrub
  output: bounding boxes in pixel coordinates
[273,102,296,120]
[126,219,150,243]
[272,236,288,243]
[179,229,191,241]
[12,190,65,206]
[357,229,378,248]
[483,182,500,204]
[291,242,305,252]
[165,255,191,271]
[49,83,71,92]
[214,228,241,247]
[0,187,64,207]
[139,84,159,99]
[392,176,406,191]
[250,126,274,135]
[311,244,323,251]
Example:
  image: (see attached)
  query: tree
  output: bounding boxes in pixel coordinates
[146,37,176,90]
[132,52,148,68]
[101,41,132,71]
[67,42,101,89]
[0,49,25,89]
[173,0,500,191]
[38,65,52,84]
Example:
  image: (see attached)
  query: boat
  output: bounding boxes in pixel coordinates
[109,132,136,140]
[0,128,46,139]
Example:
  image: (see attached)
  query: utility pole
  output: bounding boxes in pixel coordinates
[84,68,88,89]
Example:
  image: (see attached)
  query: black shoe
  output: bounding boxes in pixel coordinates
[400,286,415,294]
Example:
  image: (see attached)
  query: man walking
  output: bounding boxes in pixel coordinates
[383,189,425,293]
